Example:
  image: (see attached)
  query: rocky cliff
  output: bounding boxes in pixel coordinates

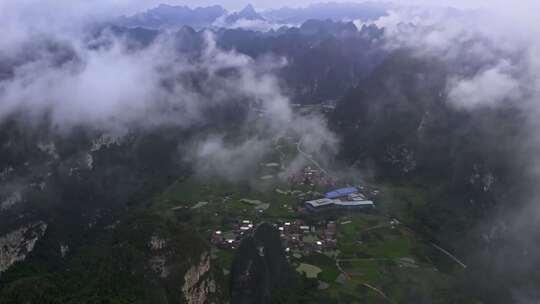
[0,222,47,274]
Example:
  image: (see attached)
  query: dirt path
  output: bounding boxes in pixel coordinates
[361,283,396,304]
[431,243,467,269]
[362,223,391,232]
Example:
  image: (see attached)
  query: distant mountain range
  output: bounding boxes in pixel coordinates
[263,2,390,24]
[95,18,386,104]
[114,2,389,30]
[224,4,265,25]
[116,4,227,29]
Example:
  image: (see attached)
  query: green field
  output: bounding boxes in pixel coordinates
[144,169,468,304]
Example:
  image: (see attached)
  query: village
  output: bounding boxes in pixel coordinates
[158,155,455,301]
[156,130,437,299]
[209,174,377,258]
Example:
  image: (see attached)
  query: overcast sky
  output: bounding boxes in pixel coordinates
[130,0,485,11]
[30,0,489,16]
[103,0,538,32]
[2,0,536,26]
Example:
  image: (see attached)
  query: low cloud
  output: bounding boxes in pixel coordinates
[447,60,522,109]
[212,16,292,32]
[0,3,338,182]
[188,136,270,181]
[358,5,539,112]
[360,4,540,302]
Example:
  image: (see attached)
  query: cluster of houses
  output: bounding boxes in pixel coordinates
[211,219,255,250]
[277,220,339,253]
[288,166,337,188]
[304,187,375,212]
[210,186,375,253]
[210,218,340,254]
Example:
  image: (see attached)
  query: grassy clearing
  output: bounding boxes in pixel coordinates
[297,263,322,279]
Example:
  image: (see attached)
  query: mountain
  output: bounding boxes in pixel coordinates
[0,119,216,303]
[224,4,265,25]
[2,5,538,303]
[229,224,293,304]
[215,20,386,104]
[98,19,386,104]
[263,2,389,24]
[112,2,391,32]
[298,19,358,36]
[331,50,537,304]
[116,4,227,29]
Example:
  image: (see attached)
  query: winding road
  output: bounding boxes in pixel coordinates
[296,137,329,176]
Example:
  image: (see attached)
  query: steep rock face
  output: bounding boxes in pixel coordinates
[0,221,47,273]
[182,252,217,304]
[149,234,170,279]
[138,220,222,304]
[229,224,292,304]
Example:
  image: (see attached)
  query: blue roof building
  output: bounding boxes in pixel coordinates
[325,187,358,199]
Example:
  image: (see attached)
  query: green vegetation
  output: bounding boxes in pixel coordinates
[300,253,340,283]
[376,184,430,223]
[0,168,474,304]
[215,249,233,274]
[0,212,221,304]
